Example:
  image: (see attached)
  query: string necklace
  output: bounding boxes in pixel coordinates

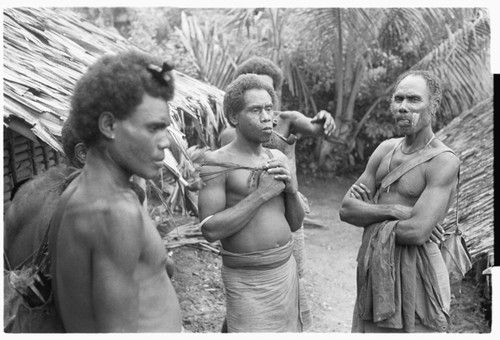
[400,134,435,155]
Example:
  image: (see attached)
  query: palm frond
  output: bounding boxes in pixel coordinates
[175,11,256,90]
[409,11,491,121]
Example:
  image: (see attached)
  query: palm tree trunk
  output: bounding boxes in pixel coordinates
[333,8,344,137]
[343,58,365,144]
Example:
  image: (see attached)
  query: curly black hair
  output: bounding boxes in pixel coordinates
[61,116,81,164]
[234,56,283,91]
[393,70,442,105]
[223,74,276,127]
[70,49,175,146]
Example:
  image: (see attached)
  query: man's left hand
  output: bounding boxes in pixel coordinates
[264,159,297,194]
[311,110,336,137]
[350,183,374,204]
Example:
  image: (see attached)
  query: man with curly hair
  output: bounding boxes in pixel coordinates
[48,50,182,332]
[340,70,458,333]
[60,115,87,169]
[198,74,306,332]
[218,56,335,331]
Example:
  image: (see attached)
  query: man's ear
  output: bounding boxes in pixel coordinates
[431,99,440,115]
[74,143,87,167]
[228,112,239,126]
[98,111,117,139]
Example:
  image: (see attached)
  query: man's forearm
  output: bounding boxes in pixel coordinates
[201,191,267,243]
[291,110,333,137]
[284,191,305,231]
[339,197,401,227]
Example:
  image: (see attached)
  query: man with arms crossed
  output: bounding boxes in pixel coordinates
[48,50,182,332]
[198,74,306,332]
[340,70,459,332]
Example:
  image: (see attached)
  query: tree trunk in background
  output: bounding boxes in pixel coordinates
[333,8,344,139]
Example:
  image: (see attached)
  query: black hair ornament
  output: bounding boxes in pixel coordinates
[147,62,174,86]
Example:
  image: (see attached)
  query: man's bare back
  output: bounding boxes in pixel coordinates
[48,51,182,332]
[49,164,181,332]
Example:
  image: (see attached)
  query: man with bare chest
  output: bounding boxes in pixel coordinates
[198,74,306,332]
[48,51,182,332]
[218,59,334,331]
[340,70,459,333]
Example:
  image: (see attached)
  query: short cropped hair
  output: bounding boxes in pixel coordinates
[70,49,175,146]
[393,70,442,105]
[223,74,276,127]
[234,57,283,91]
[61,116,81,164]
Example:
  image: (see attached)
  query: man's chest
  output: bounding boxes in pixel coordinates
[376,151,428,200]
[226,168,265,197]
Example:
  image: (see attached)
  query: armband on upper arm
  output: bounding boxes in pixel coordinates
[199,215,214,228]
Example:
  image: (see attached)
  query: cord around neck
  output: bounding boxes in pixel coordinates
[400,134,435,155]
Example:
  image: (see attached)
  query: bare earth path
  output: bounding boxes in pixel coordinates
[298,173,362,332]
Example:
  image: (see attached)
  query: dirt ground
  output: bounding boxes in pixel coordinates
[170,174,491,333]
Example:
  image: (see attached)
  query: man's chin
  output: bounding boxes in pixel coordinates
[136,169,160,181]
[396,126,412,136]
[262,136,272,144]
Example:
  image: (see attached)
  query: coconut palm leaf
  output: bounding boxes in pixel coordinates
[175,11,257,90]
[347,9,491,146]
[223,8,320,113]
[408,10,491,121]
[378,8,480,59]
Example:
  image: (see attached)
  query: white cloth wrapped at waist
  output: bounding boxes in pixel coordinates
[220,239,306,332]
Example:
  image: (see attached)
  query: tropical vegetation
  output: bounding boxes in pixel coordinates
[73,7,492,175]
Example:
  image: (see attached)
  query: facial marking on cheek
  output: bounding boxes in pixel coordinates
[411,112,420,126]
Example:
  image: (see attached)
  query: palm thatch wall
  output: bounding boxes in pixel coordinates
[437,97,493,266]
[3,7,226,202]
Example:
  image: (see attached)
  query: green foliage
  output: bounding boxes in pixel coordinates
[76,7,492,175]
[174,11,257,90]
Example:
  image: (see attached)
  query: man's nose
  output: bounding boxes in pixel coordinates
[159,129,172,150]
[261,109,272,122]
[398,101,410,113]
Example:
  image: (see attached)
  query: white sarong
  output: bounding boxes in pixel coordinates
[221,239,308,332]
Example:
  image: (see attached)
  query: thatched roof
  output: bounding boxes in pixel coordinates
[3,7,226,154]
[437,97,493,265]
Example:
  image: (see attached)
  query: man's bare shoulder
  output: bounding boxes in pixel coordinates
[63,189,144,245]
[218,126,236,146]
[427,143,460,175]
[380,137,403,151]
[202,147,234,164]
[268,148,287,162]
[199,148,236,185]
[369,138,403,161]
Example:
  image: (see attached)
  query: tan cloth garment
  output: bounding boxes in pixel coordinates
[352,220,450,333]
[221,239,309,332]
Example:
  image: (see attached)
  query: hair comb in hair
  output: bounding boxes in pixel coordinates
[147,62,174,86]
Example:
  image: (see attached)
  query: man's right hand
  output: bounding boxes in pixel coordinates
[257,170,286,200]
